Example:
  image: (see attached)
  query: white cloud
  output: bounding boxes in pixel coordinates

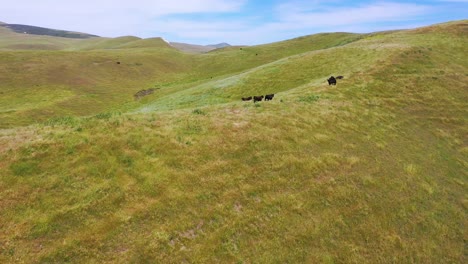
[275,2,432,29]
[3,0,246,16]
[0,0,452,45]
[148,1,435,45]
[1,0,247,36]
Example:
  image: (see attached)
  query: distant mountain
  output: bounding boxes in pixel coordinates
[0,23,99,39]
[207,42,231,49]
[169,42,232,53]
[0,21,233,50]
[0,24,174,51]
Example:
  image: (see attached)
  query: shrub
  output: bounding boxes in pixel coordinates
[94,112,113,119]
[192,109,206,115]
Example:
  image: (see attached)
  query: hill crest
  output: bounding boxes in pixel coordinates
[169,42,232,53]
[0,23,99,39]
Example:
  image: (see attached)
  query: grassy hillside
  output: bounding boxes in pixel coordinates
[0,30,363,128]
[0,20,467,263]
[71,36,142,51]
[0,24,99,38]
[0,26,82,50]
[169,42,215,54]
[0,48,190,127]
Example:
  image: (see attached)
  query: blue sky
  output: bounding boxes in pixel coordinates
[1,0,467,45]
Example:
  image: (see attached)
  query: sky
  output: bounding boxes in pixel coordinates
[1,0,467,45]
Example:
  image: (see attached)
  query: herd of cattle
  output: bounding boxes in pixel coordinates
[241,75,344,102]
[242,94,275,103]
[135,75,344,102]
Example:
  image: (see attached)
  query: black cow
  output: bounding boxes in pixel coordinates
[265,94,275,101]
[327,76,337,85]
[336,75,344,79]
[253,95,264,103]
[242,96,252,101]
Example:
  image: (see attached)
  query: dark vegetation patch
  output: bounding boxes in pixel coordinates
[134,88,158,100]
[192,109,206,115]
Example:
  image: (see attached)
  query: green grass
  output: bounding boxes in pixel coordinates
[0,20,467,263]
[0,30,366,128]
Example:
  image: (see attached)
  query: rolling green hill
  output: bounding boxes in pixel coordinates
[0,26,82,50]
[0,20,467,263]
[0,28,364,128]
[0,23,99,39]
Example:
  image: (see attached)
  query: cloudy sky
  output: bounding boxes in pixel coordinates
[1,0,467,45]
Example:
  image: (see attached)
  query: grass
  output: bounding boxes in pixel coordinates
[0,31,365,128]
[0,20,467,263]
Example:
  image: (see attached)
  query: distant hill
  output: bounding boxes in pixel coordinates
[0,22,233,51]
[207,42,231,49]
[0,23,99,39]
[170,42,232,53]
[117,37,173,49]
[0,25,175,51]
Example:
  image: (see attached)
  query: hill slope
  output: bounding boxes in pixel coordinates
[169,42,217,53]
[0,23,229,53]
[0,20,467,263]
[0,25,86,50]
[0,31,363,128]
[0,23,99,38]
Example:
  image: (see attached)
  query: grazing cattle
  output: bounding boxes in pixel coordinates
[253,95,264,103]
[265,94,275,101]
[242,96,252,101]
[327,76,337,85]
[116,61,121,64]
[336,75,344,79]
